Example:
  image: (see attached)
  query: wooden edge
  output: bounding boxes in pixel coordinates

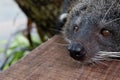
[0,35,119,80]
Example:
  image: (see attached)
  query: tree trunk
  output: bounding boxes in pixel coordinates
[15,0,64,41]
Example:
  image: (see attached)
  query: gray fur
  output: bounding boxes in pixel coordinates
[63,0,120,64]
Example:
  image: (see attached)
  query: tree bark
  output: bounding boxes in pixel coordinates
[15,0,63,41]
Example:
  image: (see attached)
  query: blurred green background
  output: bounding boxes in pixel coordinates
[0,0,63,71]
[0,0,41,71]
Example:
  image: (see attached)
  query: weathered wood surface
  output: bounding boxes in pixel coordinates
[0,35,120,80]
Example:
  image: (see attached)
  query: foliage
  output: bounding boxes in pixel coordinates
[0,32,41,71]
[0,0,63,71]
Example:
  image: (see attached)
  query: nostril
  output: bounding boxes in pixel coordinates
[67,43,86,60]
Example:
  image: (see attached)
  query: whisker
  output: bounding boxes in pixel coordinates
[87,59,105,66]
[105,18,120,25]
[98,51,120,55]
[90,57,109,66]
[101,1,117,22]
[94,51,120,61]
[96,61,108,66]
[86,53,114,66]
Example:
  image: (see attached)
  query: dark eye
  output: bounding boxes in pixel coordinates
[73,26,79,33]
[101,29,111,36]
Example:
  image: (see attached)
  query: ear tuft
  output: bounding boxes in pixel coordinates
[59,13,68,22]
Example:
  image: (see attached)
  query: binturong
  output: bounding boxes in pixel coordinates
[59,0,120,64]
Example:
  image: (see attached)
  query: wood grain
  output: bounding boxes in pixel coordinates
[0,35,120,80]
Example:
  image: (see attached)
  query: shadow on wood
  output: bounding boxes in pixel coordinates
[0,35,120,80]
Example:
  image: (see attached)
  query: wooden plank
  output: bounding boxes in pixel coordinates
[0,35,120,80]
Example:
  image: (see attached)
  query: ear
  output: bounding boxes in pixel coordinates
[56,13,68,32]
[59,13,68,22]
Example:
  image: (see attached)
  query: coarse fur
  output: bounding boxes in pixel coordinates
[61,0,120,64]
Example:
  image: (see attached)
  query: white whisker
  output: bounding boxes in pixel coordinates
[88,51,120,65]
[101,1,117,22]
[91,51,120,61]
[87,58,108,66]
[98,51,120,56]
[105,18,120,25]
[97,61,108,66]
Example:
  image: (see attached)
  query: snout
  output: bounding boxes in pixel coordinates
[68,43,86,60]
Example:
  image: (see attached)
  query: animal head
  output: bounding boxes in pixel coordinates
[63,0,120,64]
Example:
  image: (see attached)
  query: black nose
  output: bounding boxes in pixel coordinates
[68,43,86,60]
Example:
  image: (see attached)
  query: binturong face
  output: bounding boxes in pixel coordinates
[63,0,120,64]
